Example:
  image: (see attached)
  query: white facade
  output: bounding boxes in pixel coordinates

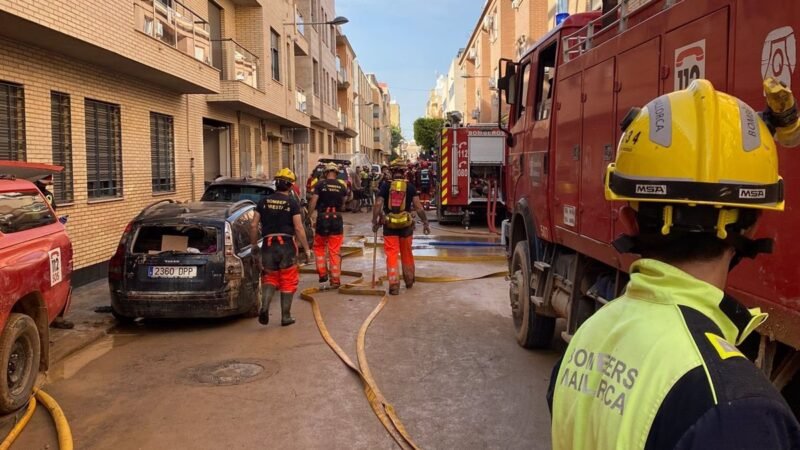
[444,50,467,118]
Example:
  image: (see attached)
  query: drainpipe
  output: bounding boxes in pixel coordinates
[187,95,195,202]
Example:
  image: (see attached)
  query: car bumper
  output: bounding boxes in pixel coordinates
[110,287,250,319]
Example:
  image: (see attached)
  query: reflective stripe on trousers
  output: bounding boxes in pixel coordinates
[383,235,414,286]
[314,234,344,282]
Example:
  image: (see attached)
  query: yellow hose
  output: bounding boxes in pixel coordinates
[0,389,72,450]
[35,389,73,450]
[0,397,36,450]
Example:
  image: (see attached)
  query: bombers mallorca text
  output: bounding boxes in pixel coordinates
[560,348,639,415]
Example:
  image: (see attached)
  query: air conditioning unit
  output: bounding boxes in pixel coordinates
[466,48,477,61]
[488,77,497,89]
[511,0,523,9]
[482,15,494,32]
[471,108,480,120]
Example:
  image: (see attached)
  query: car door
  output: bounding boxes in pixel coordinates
[233,209,259,302]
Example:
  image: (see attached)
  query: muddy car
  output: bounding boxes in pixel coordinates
[109,200,261,321]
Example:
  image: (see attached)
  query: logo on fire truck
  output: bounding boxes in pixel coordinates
[674,40,706,91]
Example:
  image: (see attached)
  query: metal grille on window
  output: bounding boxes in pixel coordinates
[269,138,280,175]
[0,82,26,161]
[85,99,123,199]
[51,92,73,203]
[150,113,175,193]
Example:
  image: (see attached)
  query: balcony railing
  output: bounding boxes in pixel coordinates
[337,68,349,86]
[296,88,308,113]
[337,108,349,129]
[216,39,258,88]
[134,0,212,65]
[295,8,305,36]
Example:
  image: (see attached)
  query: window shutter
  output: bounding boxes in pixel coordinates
[86,99,123,198]
[150,113,175,192]
[51,92,73,203]
[0,82,26,161]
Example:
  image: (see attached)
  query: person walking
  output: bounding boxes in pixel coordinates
[308,163,348,290]
[372,160,430,295]
[548,80,800,449]
[250,168,312,327]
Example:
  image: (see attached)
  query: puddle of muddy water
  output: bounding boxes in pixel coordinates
[48,334,138,382]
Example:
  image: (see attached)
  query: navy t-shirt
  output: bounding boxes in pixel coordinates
[257,192,300,236]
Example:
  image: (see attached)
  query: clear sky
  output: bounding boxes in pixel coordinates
[336,0,485,139]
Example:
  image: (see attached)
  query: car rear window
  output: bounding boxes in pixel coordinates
[0,191,56,234]
[201,185,273,203]
[132,225,219,254]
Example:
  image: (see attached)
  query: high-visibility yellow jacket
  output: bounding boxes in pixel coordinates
[548,259,800,450]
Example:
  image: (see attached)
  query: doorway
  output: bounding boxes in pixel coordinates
[202,119,231,186]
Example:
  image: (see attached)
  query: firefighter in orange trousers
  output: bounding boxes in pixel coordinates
[308,162,348,289]
[250,168,312,326]
[372,160,430,295]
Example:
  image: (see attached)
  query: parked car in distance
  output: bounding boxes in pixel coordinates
[0,161,72,413]
[109,199,261,321]
[200,176,275,203]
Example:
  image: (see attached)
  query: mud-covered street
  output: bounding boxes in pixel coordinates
[20,213,561,449]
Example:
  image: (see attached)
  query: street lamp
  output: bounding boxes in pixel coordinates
[284,16,349,26]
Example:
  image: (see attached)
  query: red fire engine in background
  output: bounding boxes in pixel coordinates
[497,0,800,404]
[437,124,505,229]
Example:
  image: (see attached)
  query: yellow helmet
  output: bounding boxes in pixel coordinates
[389,159,406,171]
[324,162,338,174]
[274,168,296,183]
[605,79,784,213]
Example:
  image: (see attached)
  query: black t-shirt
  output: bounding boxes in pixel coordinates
[379,179,417,214]
[314,178,347,212]
[257,192,300,236]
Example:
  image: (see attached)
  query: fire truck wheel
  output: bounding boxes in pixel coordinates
[0,313,40,414]
[510,241,555,349]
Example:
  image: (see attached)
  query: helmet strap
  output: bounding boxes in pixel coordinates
[725,233,774,270]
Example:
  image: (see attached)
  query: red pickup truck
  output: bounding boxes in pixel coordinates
[0,161,72,413]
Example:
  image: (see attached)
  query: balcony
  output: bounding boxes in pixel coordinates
[217,39,259,89]
[134,0,212,66]
[0,0,219,93]
[337,68,350,89]
[335,108,357,138]
[296,89,308,114]
[295,8,306,36]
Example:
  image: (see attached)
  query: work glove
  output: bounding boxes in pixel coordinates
[423,224,431,235]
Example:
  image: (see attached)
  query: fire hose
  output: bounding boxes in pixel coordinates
[0,389,73,450]
[300,238,507,449]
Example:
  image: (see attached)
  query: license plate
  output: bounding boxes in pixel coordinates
[148,266,197,278]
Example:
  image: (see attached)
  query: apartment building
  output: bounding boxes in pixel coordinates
[389,101,401,129]
[354,64,375,159]
[443,50,467,120]
[0,0,392,283]
[368,75,391,164]
[457,0,599,124]
[334,30,357,158]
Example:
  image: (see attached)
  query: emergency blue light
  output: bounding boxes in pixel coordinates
[556,12,569,26]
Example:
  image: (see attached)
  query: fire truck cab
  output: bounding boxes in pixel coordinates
[498,0,800,404]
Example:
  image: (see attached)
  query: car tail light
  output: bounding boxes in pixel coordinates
[109,222,133,282]
[224,222,243,281]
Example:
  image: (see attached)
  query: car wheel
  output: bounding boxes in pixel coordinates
[0,313,40,414]
[510,241,555,349]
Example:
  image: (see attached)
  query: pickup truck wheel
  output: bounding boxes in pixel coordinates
[510,241,555,349]
[0,313,40,414]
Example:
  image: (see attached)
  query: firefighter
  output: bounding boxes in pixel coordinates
[548,80,800,449]
[372,160,430,295]
[250,168,312,327]
[308,162,347,289]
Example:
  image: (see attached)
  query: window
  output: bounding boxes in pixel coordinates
[310,0,318,29]
[270,29,281,82]
[331,26,336,54]
[310,129,316,153]
[51,92,73,203]
[0,81,25,161]
[516,63,531,121]
[85,99,123,199]
[313,59,320,96]
[0,191,56,233]
[328,135,333,155]
[286,42,292,90]
[150,113,175,193]
[534,43,557,121]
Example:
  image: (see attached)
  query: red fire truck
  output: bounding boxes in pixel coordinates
[498,0,800,399]
[437,124,506,229]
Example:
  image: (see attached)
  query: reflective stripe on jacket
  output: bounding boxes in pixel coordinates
[549,259,800,450]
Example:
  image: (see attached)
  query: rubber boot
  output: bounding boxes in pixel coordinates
[389,284,400,296]
[319,275,329,290]
[281,293,296,326]
[259,285,276,325]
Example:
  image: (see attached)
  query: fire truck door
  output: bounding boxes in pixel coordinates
[553,72,583,235]
[579,58,615,243]
[613,37,661,239]
[662,8,729,94]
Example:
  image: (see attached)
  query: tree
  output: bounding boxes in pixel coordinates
[391,126,403,150]
[413,117,445,151]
